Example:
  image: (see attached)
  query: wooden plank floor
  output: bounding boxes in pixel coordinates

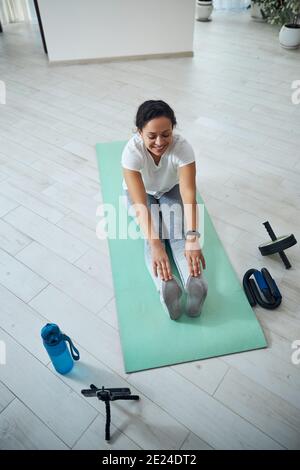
[0,11,300,450]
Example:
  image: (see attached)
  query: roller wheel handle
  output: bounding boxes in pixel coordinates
[261,221,297,269]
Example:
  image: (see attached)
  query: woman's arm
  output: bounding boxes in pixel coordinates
[178,162,198,232]
[178,162,206,276]
[123,169,173,281]
[123,168,159,243]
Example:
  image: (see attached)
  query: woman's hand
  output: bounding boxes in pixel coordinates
[151,240,173,281]
[185,238,206,277]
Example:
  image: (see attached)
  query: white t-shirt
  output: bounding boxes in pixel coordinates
[121,133,195,198]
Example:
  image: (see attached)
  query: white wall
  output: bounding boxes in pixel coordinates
[38,0,196,62]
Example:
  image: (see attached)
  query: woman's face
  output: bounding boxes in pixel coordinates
[139,117,173,158]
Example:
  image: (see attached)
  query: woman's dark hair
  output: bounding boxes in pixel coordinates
[135,100,177,131]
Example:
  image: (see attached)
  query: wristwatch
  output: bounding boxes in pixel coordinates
[185,230,201,241]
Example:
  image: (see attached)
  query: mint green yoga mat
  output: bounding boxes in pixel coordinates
[96,142,267,373]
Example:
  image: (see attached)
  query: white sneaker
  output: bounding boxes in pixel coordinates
[160,276,183,320]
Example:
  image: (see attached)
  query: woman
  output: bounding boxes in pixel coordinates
[122,100,208,320]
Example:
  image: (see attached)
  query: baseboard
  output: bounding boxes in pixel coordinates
[48,50,194,66]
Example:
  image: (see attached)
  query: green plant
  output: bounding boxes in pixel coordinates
[252,0,300,25]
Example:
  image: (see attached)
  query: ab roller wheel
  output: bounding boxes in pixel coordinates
[258,221,297,269]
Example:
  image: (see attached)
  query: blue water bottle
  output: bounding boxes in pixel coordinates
[41,323,80,374]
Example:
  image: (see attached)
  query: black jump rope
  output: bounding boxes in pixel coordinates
[81,385,140,442]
